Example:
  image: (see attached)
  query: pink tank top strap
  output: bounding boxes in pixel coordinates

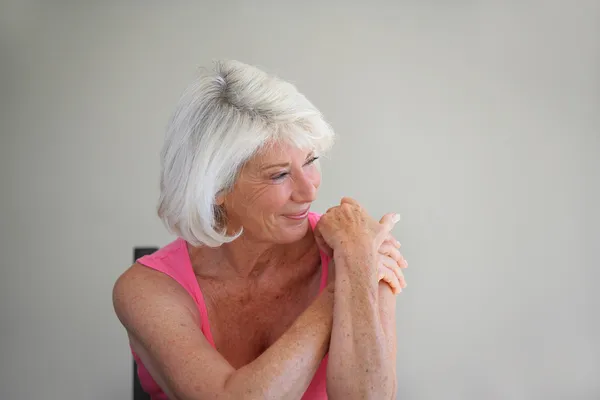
[136,238,215,345]
[136,238,202,303]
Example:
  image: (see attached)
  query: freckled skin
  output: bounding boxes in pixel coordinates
[189,236,324,370]
[113,142,400,400]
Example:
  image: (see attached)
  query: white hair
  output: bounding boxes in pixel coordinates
[157,60,335,247]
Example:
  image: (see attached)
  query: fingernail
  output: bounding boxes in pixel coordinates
[392,214,401,224]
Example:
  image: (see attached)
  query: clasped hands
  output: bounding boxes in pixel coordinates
[314,197,408,294]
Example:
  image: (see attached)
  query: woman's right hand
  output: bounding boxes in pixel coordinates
[315,197,407,293]
[314,197,398,257]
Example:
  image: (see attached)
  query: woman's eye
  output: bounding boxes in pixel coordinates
[271,157,318,181]
[272,172,288,181]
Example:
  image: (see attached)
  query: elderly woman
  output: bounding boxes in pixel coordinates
[113,60,408,400]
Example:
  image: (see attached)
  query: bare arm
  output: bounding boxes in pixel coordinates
[113,264,333,400]
[378,280,398,399]
[326,247,397,399]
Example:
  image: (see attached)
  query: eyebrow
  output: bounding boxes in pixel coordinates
[261,162,290,170]
[260,152,316,171]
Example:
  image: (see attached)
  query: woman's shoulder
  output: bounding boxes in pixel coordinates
[135,238,186,265]
[112,252,201,333]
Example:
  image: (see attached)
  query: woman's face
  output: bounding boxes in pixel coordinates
[219,142,321,244]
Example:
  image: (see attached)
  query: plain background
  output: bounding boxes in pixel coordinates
[1,1,599,399]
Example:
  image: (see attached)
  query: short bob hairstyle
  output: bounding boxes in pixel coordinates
[157,60,335,247]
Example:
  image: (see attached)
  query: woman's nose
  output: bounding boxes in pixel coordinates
[292,173,317,203]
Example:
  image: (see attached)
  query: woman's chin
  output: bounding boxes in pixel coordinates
[279,220,310,243]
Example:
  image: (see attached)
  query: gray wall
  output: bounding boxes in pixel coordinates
[1,1,598,399]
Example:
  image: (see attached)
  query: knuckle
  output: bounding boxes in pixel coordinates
[340,203,353,213]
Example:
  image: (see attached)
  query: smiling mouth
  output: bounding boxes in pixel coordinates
[283,207,310,220]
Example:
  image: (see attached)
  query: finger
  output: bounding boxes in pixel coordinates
[313,224,334,258]
[380,255,406,288]
[315,236,333,258]
[324,205,338,215]
[382,233,401,248]
[381,254,407,289]
[317,239,333,258]
[385,233,401,248]
[378,261,402,294]
[379,212,401,233]
[340,197,361,207]
[379,242,407,268]
[378,267,400,294]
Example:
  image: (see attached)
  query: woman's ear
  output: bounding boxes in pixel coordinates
[213,192,228,230]
[215,191,226,206]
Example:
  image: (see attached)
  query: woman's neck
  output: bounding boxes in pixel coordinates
[189,229,316,280]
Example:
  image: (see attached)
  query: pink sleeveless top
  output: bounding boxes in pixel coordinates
[132,212,329,400]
